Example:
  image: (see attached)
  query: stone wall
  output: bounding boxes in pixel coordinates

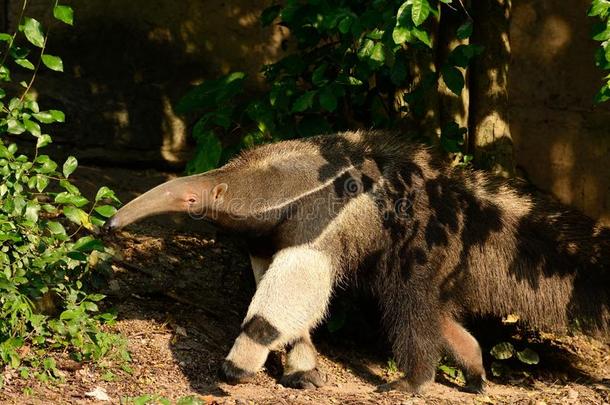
[3,0,610,224]
[4,0,285,168]
[509,0,610,225]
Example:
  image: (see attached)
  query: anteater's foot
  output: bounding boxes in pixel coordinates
[218,360,255,385]
[376,378,425,394]
[463,373,486,394]
[280,368,327,389]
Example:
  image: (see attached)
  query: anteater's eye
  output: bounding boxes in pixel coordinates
[188,197,197,204]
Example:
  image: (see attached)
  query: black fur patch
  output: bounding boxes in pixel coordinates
[242,315,280,346]
[218,360,253,385]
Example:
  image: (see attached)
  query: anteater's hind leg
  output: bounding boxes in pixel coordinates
[220,246,334,386]
[441,315,486,393]
[376,285,443,393]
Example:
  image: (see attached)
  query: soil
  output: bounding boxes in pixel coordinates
[1,166,609,405]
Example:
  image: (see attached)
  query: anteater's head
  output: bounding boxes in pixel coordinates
[104,174,228,232]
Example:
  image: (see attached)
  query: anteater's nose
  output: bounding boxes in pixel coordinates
[102,215,119,233]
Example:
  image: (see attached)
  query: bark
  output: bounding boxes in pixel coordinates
[469,0,515,177]
[437,5,469,135]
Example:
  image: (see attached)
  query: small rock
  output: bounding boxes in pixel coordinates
[85,387,111,402]
[175,325,187,336]
[567,389,578,400]
[108,279,120,292]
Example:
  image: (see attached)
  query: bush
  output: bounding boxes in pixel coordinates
[0,1,127,381]
[178,0,480,173]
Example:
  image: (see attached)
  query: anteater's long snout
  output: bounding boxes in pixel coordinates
[102,215,121,232]
[99,174,213,233]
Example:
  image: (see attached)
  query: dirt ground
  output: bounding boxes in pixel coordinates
[1,166,609,405]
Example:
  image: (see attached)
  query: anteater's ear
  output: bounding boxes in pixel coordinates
[212,183,228,201]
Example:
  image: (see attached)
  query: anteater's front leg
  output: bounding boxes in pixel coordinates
[280,333,326,389]
[220,246,334,386]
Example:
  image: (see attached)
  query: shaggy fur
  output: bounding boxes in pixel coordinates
[107,130,610,393]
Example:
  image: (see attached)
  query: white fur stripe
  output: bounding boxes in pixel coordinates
[248,165,355,216]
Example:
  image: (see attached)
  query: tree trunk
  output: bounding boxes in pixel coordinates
[438,5,469,134]
[470,0,515,177]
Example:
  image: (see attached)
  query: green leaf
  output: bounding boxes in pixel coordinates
[176,72,246,114]
[490,342,514,360]
[490,361,509,377]
[14,58,35,70]
[35,155,58,174]
[94,205,117,218]
[186,129,222,174]
[95,186,119,203]
[33,111,55,123]
[589,0,610,17]
[358,39,375,59]
[7,119,25,134]
[448,44,485,68]
[25,99,39,113]
[25,201,40,222]
[62,156,77,178]
[0,33,12,42]
[312,63,328,87]
[338,16,353,34]
[396,1,411,25]
[457,21,473,39]
[36,134,52,148]
[63,206,93,229]
[73,236,104,252]
[370,42,386,66]
[90,216,105,227]
[41,54,63,72]
[24,119,41,136]
[441,65,464,96]
[319,87,338,112]
[59,179,80,194]
[53,5,74,25]
[35,175,49,192]
[411,0,431,26]
[392,26,412,44]
[0,65,11,81]
[595,86,610,103]
[50,110,65,123]
[516,348,540,365]
[291,91,316,113]
[412,27,432,47]
[87,294,106,302]
[22,18,45,48]
[55,192,89,207]
[261,5,281,27]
